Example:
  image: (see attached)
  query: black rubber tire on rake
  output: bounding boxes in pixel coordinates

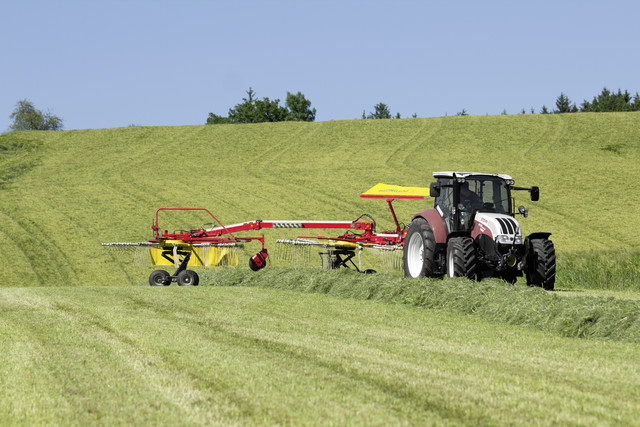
[149,270,171,286]
[177,270,199,286]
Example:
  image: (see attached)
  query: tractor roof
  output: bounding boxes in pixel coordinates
[433,171,514,181]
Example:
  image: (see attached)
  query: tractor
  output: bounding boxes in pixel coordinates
[402,172,556,290]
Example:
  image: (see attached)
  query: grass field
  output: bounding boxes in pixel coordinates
[1,112,640,424]
[2,283,639,425]
[1,112,640,287]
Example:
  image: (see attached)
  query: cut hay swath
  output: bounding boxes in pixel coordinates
[102,184,428,285]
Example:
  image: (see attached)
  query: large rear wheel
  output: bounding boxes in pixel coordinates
[403,218,438,278]
[526,239,555,290]
[446,237,477,279]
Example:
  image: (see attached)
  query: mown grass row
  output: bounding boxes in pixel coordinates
[202,267,640,344]
[2,284,640,425]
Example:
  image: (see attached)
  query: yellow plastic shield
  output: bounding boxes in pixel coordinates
[149,242,239,268]
[360,183,428,200]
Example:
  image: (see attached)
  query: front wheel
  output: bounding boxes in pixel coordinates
[446,237,477,279]
[403,218,438,278]
[526,239,555,290]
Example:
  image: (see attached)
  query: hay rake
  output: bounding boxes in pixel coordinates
[102,184,428,285]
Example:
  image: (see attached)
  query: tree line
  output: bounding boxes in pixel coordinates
[206,88,316,124]
[6,86,640,131]
[546,88,640,114]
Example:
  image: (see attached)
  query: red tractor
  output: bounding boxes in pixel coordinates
[402,172,556,290]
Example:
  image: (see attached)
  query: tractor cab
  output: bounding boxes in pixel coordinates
[429,172,538,233]
[430,172,513,233]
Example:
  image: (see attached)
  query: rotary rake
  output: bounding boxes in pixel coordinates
[102,184,429,286]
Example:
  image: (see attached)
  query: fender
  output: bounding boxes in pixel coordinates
[526,232,552,241]
[412,208,447,244]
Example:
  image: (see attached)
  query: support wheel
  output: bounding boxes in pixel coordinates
[149,270,170,286]
[446,237,477,279]
[177,270,199,286]
[526,239,555,290]
[403,218,438,278]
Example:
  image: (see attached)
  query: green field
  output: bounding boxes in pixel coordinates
[2,283,639,425]
[1,113,640,424]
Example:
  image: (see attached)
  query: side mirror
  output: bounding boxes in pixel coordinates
[530,186,539,201]
[518,205,529,218]
[430,182,440,198]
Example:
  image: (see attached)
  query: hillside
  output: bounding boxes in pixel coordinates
[1,112,639,287]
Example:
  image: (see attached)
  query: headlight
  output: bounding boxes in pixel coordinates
[495,235,523,245]
[495,235,511,244]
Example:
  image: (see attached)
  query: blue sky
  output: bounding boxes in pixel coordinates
[2,0,639,130]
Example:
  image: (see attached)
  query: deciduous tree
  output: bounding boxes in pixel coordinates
[9,99,63,131]
[207,88,316,124]
[285,92,316,121]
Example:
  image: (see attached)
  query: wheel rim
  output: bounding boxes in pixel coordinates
[406,233,424,277]
[447,246,455,277]
[178,271,194,286]
[150,271,169,286]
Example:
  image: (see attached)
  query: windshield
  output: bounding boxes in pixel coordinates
[462,176,510,214]
[434,175,511,232]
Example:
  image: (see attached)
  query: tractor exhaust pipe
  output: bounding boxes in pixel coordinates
[249,249,268,271]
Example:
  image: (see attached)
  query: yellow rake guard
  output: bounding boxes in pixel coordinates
[149,241,239,268]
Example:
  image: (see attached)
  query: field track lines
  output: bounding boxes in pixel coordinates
[98,127,208,208]
[0,218,42,285]
[121,295,487,423]
[0,327,73,419]
[249,123,318,172]
[194,124,323,216]
[523,115,566,158]
[385,118,442,167]
[0,291,91,418]
[243,123,321,185]
[20,210,82,283]
[0,210,78,286]
[38,294,235,424]
[535,204,624,249]
[241,124,369,215]
[100,249,141,285]
[99,144,171,208]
